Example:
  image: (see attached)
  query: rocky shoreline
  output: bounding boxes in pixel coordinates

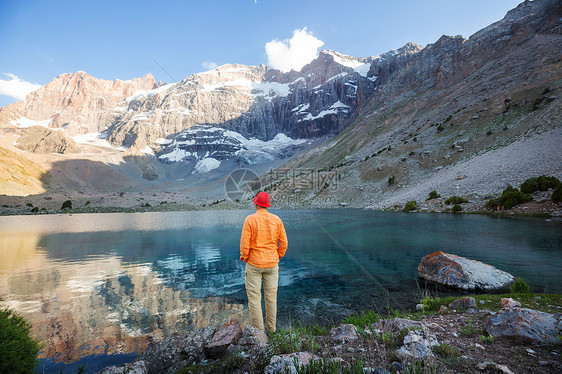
[97,293,562,374]
[0,188,560,220]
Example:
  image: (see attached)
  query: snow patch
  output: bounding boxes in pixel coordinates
[201,78,291,101]
[292,103,310,113]
[73,132,127,150]
[131,111,153,122]
[326,72,348,82]
[125,84,173,102]
[9,117,51,128]
[141,146,154,156]
[298,101,350,122]
[154,138,173,145]
[159,148,192,162]
[192,157,221,174]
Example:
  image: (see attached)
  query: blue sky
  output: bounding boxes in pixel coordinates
[0,0,522,107]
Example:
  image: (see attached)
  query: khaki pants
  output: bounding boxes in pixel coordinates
[245,263,279,333]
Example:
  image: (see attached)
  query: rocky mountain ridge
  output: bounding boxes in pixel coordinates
[262,0,562,210]
[0,0,560,207]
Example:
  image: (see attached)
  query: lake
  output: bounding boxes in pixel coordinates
[0,210,560,372]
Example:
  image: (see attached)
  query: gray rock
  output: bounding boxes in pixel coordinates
[485,307,561,344]
[374,368,391,374]
[448,297,477,310]
[137,326,215,374]
[330,324,359,342]
[391,361,403,372]
[376,318,422,333]
[100,360,147,374]
[396,329,439,360]
[265,352,319,374]
[418,251,514,291]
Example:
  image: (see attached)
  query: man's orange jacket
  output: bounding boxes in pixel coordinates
[240,209,288,268]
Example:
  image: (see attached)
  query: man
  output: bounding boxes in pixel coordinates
[240,191,288,333]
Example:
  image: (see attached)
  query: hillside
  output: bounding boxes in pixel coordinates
[262,0,562,210]
[0,0,560,213]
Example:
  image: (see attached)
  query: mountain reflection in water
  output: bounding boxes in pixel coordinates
[0,210,561,371]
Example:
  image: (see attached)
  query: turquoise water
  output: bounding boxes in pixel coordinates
[0,210,560,372]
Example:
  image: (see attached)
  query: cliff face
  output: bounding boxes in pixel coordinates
[0,72,157,135]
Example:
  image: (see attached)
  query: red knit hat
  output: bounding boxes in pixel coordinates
[253,191,271,207]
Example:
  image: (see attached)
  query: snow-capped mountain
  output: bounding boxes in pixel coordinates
[0,46,423,173]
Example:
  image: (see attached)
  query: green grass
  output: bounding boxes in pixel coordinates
[270,324,322,355]
[413,293,562,315]
[433,344,459,359]
[294,357,364,374]
[343,310,381,328]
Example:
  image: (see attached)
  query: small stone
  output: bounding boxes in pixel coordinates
[476,362,489,370]
[347,347,355,353]
[479,300,485,305]
[416,303,424,311]
[439,305,448,314]
[391,361,403,372]
[373,368,390,374]
[265,352,319,374]
[494,363,515,374]
[449,297,477,310]
[474,343,485,350]
[330,324,358,342]
[539,361,548,366]
[500,298,521,309]
[526,348,536,355]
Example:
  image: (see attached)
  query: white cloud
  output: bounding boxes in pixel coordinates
[0,73,42,101]
[202,61,218,70]
[265,27,324,72]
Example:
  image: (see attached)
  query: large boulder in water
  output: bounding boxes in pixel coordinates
[418,251,514,291]
[486,308,562,344]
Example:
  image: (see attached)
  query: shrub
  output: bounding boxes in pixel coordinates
[388,175,395,186]
[459,319,477,336]
[521,175,561,194]
[510,277,532,294]
[25,203,33,207]
[451,204,462,213]
[344,310,380,328]
[85,201,91,206]
[485,185,531,210]
[436,125,444,132]
[403,201,417,212]
[427,190,441,200]
[434,343,459,358]
[0,308,41,374]
[552,185,562,203]
[444,196,468,205]
[30,207,39,213]
[61,200,72,210]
